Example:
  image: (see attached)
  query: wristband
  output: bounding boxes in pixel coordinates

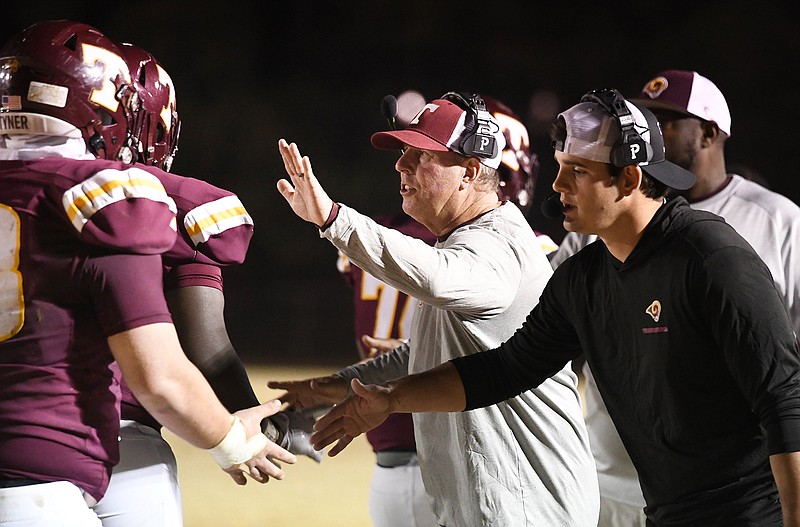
[207,416,269,469]
[319,202,340,231]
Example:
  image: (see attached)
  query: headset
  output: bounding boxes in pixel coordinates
[580,88,653,167]
[440,91,499,160]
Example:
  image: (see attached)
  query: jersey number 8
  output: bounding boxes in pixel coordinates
[0,204,24,342]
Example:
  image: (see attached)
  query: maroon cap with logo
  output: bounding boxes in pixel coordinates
[632,70,731,136]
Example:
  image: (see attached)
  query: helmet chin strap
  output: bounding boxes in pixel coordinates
[85,120,107,159]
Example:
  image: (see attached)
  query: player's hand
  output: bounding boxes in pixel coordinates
[227,401,297,485]
[361,335,406,358]
[276,139,334,228]
[310,379,393,456]
[267,376,349,409]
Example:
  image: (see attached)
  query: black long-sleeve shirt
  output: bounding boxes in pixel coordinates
[453,197,800,526]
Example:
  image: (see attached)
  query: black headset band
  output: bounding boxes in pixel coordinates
[581,89,636,133]
[438,91,497,161]
[580,88,651,167]
[440,91,486,113]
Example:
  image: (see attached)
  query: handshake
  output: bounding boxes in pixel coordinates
[262,407,327,463]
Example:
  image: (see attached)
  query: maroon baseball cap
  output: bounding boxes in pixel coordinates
[371,98,506,169]
[632,70,731,136]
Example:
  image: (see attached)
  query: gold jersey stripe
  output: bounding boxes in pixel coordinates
[62,168,177,232]
[184,195,253,246]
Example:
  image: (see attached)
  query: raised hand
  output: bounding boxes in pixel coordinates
[267,375,349,410]
[310,379,393,457]
[276,139,334,228]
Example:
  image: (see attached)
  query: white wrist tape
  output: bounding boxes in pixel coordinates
[207,416,269,469]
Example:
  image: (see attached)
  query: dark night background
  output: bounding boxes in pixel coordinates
[6,1,799,368]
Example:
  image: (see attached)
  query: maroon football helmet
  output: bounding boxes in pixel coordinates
[117,43,180,171]
[482,95,539,215]
[0,20,131,159]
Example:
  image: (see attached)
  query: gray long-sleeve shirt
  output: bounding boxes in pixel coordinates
[326,202,599,527]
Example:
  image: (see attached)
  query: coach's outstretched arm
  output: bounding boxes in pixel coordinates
[310,362,466,456]
[276,139,335,228]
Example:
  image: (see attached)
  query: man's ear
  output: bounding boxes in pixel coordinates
[620,164,643,196]
[701,120,721,148]
[462,158,481,184]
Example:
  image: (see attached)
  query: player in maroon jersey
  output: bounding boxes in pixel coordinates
[83,41,316,526]
[0,21,295,525]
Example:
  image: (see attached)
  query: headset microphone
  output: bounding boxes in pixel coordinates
[380,94,404,155]
[381,95,399,131]
[540,192,564,219]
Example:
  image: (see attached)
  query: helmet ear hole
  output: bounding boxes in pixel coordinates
[88,133,106,156]
[156,123,165,143]
[95,108,116,126]
[64,33,78,51]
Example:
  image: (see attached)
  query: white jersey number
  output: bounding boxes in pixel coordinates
[0,204,24,341]
[360,273,414,339]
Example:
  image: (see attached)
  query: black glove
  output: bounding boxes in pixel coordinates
[262,408,326,463]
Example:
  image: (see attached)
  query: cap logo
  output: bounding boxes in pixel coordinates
[645,300,661,322]
[409,103,439,125]
[629,143,641,159]
[642,77,669,99]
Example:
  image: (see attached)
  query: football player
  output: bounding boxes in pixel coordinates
[0,20,294,525]
[92,41,320,526]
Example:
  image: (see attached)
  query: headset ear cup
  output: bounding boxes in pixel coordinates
[582,89,655,168]
[440,92,497,160]
[611,134,650,167]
